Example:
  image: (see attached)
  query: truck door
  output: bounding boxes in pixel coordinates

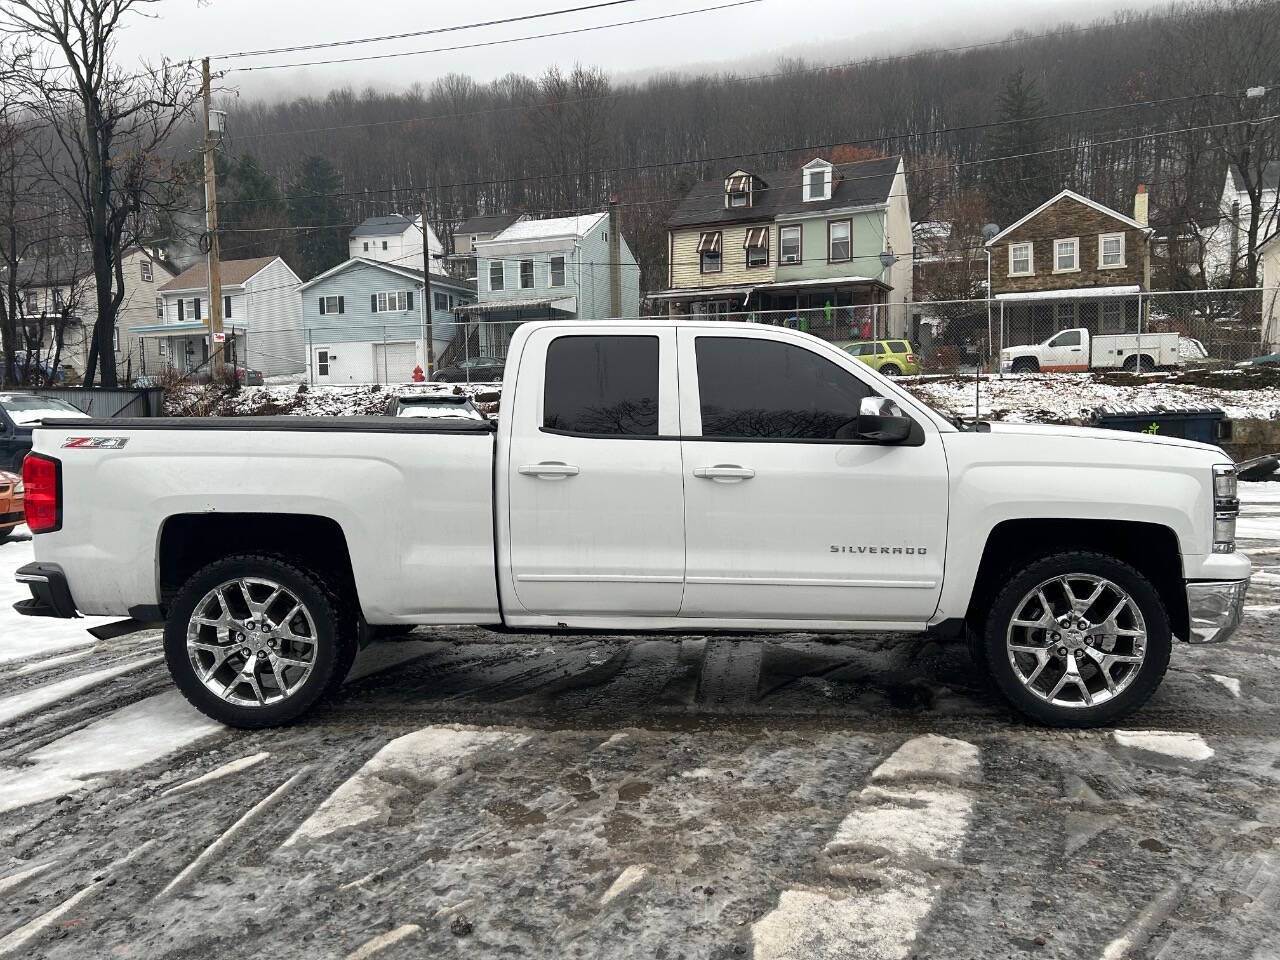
[677,327,948,624]
[1041,329,1088,371]
[504,327,684,617]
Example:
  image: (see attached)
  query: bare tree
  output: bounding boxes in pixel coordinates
[0,0,201,387]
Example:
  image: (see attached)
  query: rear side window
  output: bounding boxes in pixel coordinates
[845,342,873,357]
[543,335,659,436]
[888,341,909,354]
[695,337,873,440]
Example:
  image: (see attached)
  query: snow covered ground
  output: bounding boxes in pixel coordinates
[906,371,1280,423]
[0,492,1278,958]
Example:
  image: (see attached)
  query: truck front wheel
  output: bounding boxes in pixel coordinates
[1010,357,1039,373]
[982,552,1171,727]
[164,554,356,728]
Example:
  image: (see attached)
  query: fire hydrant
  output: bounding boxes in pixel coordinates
[412,364,425,382]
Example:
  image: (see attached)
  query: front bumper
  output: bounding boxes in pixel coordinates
[13,562,79,619]
[1185,578,1249,643]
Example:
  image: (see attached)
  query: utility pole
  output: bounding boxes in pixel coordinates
[202,58,226,378]
[420,195,435,377]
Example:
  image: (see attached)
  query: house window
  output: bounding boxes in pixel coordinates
[549,255,566,287]
[489,261,504,291]
[434,291,449,310]
[828,220,851,263]
[1100,299,1126,333]
[363,242,369,252]
[520,259,534,289]
[1054,301,1076,331]
[223,295,232,319]
[140,261,153,282]
[114,328,120,351]
[1008,242,1033,276]
[24,291,37,313]
[381,241,388,251]
[1099,232,1125,268]
[1054,238,1079,272]
[470,235,478,246]
[729,191,748,208]
[319,295,344,315]
[698,231,722,274]
[372,291,411,313]
[158,340,167,358]
[780,225,802,264]
[155,296,163,319]
[52,289,64,309]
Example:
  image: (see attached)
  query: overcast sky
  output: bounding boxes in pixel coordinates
[114,0,1173,102]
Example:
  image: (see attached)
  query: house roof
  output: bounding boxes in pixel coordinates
[984,189,1151,246]
[159,256,281,292]
[298,257,476,293]
[481,212,608,245]
[349,214,419,238]
[1229,160,1280,195]
[13,255,92,287]
[667,155,902,229]
[455,213,523,236]
[995,284,1141,301]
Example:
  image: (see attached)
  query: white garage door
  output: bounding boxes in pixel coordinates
[372,342,418,384]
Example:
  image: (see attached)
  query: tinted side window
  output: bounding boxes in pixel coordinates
[543,335,659,436]
[888,341,909,354]
[696,337,873,440]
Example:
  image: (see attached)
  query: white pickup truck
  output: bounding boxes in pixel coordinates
[1000,327,1197,373]
[14,320,1249,729]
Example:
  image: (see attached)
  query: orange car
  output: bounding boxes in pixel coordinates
[0,469,23,542]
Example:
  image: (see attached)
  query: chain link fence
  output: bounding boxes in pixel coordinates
[293,288,1277,386]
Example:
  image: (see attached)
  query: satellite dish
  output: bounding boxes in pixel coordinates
[981,223,1001,241]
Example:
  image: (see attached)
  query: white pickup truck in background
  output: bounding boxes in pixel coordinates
[1001,327,1206,373]
[14,320,1249,729]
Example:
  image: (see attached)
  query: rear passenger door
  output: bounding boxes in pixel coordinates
[504,327,684,618]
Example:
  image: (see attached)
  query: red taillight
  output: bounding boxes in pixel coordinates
[22,454,61,534]
[907,354,916,363]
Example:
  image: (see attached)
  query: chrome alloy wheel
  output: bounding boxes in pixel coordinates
[1005,573,1147,709]
[186,577,318,707]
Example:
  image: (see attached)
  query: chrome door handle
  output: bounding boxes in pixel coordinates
[693,464,755,482]
[518,461,580,479]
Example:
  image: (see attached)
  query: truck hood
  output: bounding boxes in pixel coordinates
[981,421,1224,455]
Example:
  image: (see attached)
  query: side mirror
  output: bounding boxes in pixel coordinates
[857,396,912,443]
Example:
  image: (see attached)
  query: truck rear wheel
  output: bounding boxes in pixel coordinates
[1010,357,1039,373]
[1122,354,1156,372]
[164,554,356,728]
[982,552,1171,727]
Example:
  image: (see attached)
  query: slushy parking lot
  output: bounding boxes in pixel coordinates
[0,487,1278,959]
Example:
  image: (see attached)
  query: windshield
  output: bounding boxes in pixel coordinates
[0,394,91,425]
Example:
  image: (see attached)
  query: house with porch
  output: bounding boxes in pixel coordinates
[446,213,528,280]
[984,187,1153,350]
[655,154,913,340]
[141,256,304,377]
[456,212,639,359]
[299,257,476,384]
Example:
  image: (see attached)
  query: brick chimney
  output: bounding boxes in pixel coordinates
[1133,183,1149,226]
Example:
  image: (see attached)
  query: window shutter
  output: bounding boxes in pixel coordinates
[194,298,201,321]
[338,296,344,314]
[224,295,232,318]
[407,291,413,310]
[371,294,377,313]
[177,299,184,322]
[319,297,326,315]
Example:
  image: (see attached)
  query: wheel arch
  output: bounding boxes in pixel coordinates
[157,512,359,616]
[965,518,1188,641]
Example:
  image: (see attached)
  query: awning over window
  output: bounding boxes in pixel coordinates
[697,232,722,254]
[743,226,769,249]
[725,173,751,192]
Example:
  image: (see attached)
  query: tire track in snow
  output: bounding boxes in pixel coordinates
[0,655,162,726]
[751,734,980,960]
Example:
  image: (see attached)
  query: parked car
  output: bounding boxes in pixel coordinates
[1000,328,1190,373]
[15,320,1249,731]
[433,356,506,383]
[1,354,68,384]
[384,395,486,420]
[0,392,91,471]
[0,469,23,542]
[837,339,920,376]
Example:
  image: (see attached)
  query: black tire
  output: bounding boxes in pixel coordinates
[879,363,901,377]
[1010,357,1039,373]
[982,551,1171,728]
[164,554,356,729]
[1122,354,1156,372]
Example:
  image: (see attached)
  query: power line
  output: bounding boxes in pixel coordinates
[227,0,765,73]
[214,0,657,59]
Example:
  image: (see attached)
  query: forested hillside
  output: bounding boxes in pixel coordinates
[205,0,1278,292]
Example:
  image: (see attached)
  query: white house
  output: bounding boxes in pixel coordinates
[1259,230,1280,351]
[1201,162,1280,282]
[349,215,444,269]
[137,256,304,377]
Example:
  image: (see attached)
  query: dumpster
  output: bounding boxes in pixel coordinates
[1090,406,1226,444]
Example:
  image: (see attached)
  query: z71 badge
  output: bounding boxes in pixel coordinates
[61,436,129,449]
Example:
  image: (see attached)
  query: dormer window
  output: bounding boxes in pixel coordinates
[724,171,753,209]
[802,159,833,202]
